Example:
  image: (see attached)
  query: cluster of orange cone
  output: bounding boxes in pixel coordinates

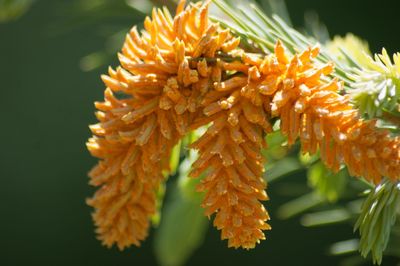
[87,0,400,250]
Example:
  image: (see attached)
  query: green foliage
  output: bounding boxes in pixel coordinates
[354,180,400,265]
[329,239,359,256]
[154,141,182,225]
[351,50,400,119]
[263,130,304,183]
[154,187,208,266]
[299,151,319,166]
[152,182,167,226]
[169,141,182,176]
[301,208,351,227]
[328,35,400,120]
[263,130,288,160]
[265,157,303,183]
[326,34,372,69]
[303,10,330,44]
[258,0,292,26]
[0,0,33,22]
[154,186,208,266]
[308,162,348,202]
[277,192,326,220]
[154,150,208,266]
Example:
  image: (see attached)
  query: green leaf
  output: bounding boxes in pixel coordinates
[300,208,351,227]
[125,0,152,14]
[265,157,303,183]
[259,0,292,26]
[169,141,182,176]
[303,10,330,43]
[277,192,326,219]
[329,239,359,256]
[154,189,208,266]
[155,140,183,225]
[299,151,319,166]
[263,130,288,160]
[308,161,347,202]
[0,0,34,23]
[152,182,166,226]
[80,51,109,72]
[154,149,208,266]
[354,180,400,265]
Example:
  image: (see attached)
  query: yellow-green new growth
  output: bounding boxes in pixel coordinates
[328,34,400,120]
[350,49,400,119]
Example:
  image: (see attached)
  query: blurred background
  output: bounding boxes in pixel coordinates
[1,0,399,265]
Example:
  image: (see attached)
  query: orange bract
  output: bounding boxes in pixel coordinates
[87,0,400,250]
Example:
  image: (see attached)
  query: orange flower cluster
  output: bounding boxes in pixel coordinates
[87,0,242,249]
[87,0,400,250]
[263,46,400,183]
[190,65,273,248]
[233,42,400,184]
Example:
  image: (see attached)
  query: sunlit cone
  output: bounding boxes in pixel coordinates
[86,0,241,249]
[86,0,400,251]
[259,42,400,184]
[228,40,400,184]
[190,75,273,248]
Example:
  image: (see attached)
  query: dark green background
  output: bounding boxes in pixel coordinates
[1,0,399,265]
